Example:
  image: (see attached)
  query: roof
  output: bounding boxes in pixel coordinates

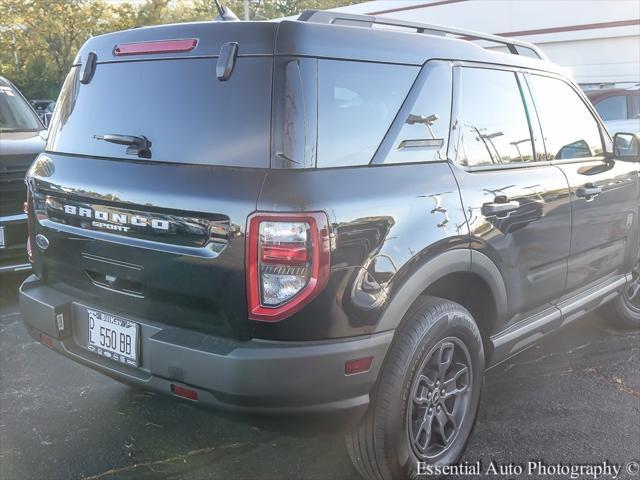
[276,17,562,73]
[75,15,564,76]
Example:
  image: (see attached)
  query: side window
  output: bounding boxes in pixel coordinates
[529,75,603,160]
[454,68,535,167]
[595,95,627,122]
[317,60,418,168]
[382,61,452,164]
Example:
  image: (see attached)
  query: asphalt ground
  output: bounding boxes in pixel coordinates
[1,272,639,480]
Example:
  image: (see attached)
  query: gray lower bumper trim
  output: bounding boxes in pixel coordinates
[19,275,393,416]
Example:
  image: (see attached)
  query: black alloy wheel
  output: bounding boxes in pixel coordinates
[407,337,472,460]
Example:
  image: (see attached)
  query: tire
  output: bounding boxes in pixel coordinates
[603,263,640,330]
[345,296,485,480]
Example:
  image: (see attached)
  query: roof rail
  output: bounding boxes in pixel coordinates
[297,10,547,60]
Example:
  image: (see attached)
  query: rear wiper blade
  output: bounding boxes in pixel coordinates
[94,133,152,158]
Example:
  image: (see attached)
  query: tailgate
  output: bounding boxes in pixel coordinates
[26,22,277,339]
[28,153,265,339]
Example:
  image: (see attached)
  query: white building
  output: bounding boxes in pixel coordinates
[332,0,640,88]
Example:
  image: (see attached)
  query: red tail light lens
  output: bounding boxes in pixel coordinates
[38,333,53,348]
[261,245,308,264]
[113,39,198,56]
[246,212,331,322]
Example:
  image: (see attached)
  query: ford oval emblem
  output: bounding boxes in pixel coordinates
[35,234,50,250]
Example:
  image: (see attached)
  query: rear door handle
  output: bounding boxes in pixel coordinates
[482,199,521,217]
[576,184,602,200]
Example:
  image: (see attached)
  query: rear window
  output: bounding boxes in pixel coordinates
[47,58,273,167]
[272,59,418,168]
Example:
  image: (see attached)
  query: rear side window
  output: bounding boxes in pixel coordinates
[595,95,627,122]
[317,60,418,168]
[454,68,535,167]
[529,75,603,160]
[272,59,418,169]
[47,58,273,167]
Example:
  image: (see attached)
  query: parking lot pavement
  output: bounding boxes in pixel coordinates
[1,274,639,480]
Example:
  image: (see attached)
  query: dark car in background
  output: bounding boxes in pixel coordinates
[0,76,45,274]
[586,87,640,135]
[29,99,56,127]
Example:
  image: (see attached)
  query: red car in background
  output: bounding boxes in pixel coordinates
[586,87,640,135]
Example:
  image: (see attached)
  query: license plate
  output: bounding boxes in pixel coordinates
[0,226,4,249]
[87,309,139,366]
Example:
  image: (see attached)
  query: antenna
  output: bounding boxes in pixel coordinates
[213,0,240,21]
[213,0,224,18]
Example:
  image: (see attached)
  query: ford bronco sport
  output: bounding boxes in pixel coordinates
[18,10,640,480]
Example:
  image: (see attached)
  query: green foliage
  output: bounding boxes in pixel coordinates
[0,0,359,99]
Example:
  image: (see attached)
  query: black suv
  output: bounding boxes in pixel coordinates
[18,11,640,479]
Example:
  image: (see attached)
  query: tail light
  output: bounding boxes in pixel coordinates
[246,212,331,322]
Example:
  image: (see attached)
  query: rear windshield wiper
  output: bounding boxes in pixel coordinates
[94,133,152,158]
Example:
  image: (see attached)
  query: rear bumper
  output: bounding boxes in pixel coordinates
[0,213,30,274]
[19,275,392,418]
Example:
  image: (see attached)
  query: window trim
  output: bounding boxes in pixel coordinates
[370,59,454,166]
[448,63,539,171]
[270,55,614,171]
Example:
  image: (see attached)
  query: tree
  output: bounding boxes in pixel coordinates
[0,0,359,99]
[0,0,114,98]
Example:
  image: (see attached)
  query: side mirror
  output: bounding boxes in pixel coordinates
[613,132,640,161]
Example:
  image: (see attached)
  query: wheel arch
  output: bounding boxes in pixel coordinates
[375,249,508,342]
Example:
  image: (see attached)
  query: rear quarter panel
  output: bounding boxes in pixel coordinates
[255,163,469,340]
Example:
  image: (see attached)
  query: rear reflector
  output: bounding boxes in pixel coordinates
[171,384,198,401]
[114,39,198,56]
[345,357,373,375]
[38,333,53,348]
